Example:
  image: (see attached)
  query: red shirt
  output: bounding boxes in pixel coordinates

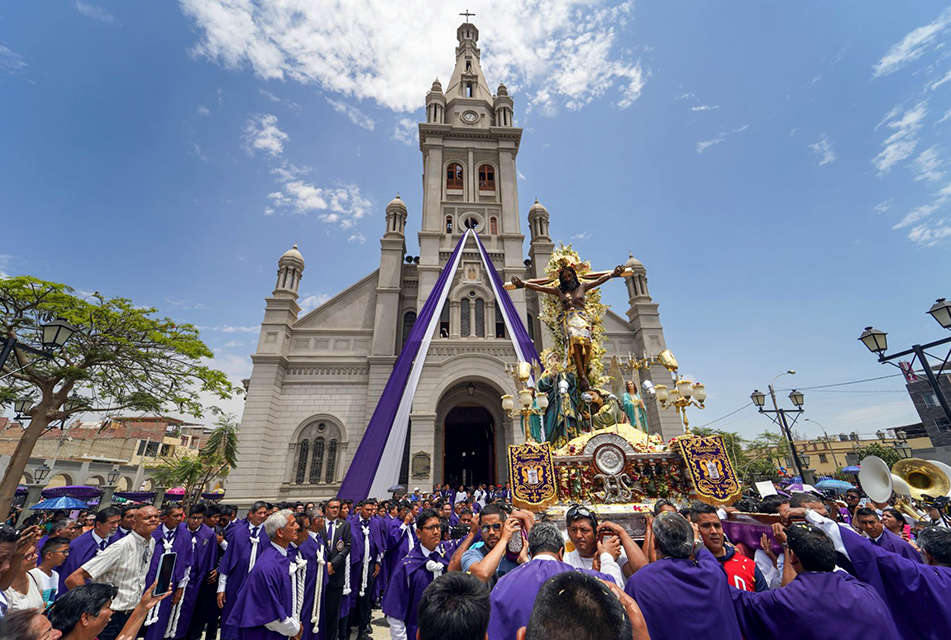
[717,545,762,592]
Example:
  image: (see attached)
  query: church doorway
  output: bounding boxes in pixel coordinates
[443,406,495,487]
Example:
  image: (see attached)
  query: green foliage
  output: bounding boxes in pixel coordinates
[852,442,901,468]
[0,276,235,419]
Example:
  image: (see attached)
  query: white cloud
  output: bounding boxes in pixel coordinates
[197,105,211,116]
[348,232,366,244]
[872,101,927,174]
[894,200,943,229]
[571,232,591,240]
[242,113,288,156]
[937,108,951,125]
[267,163,372,229]
[696,136,725,154]
[691,104,718,112]
[907,219,951,246]
[913,145,944,182]
[259,88,302,111]
[222,340,245,348]
[299,293,331,314]
[675,92,694,100]
[75,2,117,24]
[732,124,749,134]
[180,0,648,114]
[215,325,259,333]
[517,169,527,181]
[873,8,951,77]
[808,133,837,166]
[931,67,951,91]
[0,254,13,278]
[392,118,417,145]
[165,296,210,310]
[874,199,893,214]
[0,44,27,76]
[326,98,375,131]
[189,142,209,161]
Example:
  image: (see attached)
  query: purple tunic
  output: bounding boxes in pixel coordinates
[228,544,294,640]
[57,530,108,595]
[381,538,466,640]
[299,534,330,640]
[175,524,218,639]
[731,570,899,640]
[383,519,417,583]
[218,521,270,640]
[841,526,951,640]
[144,524,194,640]
[872,529,923,564]
[488,558,613,640]
[624,548,742,640]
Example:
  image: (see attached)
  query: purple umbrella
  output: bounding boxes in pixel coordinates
[41,485,103,500]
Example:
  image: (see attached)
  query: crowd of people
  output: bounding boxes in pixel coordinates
[0,482,948,640]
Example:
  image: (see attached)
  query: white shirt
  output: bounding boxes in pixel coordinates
[563,549,627,586]
[29,567,59,607]
[2,572,44,613]
[82,530,155,611]
[262,543,300,637]
[91,531,108,551]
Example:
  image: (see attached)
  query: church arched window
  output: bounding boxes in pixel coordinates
[489,217,498,235]
[445,216,453,233]
[440,305,450,338]
[475,299,485,337]
[479,165,495,190]
[295,439,309,484]
[464,217,479,230]
[309,437,324,484]
[446,163,463,190]
[496,306,506,338]
[325,439,338,483]
[460,299,471,336]
[290,420,343,485]
[402,311,417,349]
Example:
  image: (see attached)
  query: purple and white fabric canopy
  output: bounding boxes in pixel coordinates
[339,230,540,500]
[41,485,103,499]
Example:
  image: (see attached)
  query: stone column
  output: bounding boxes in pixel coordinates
[409,413,437,489]
[153,488,166,510]
[100,485,116,508]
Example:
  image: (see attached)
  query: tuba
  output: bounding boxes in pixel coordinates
[892,458,951,501]
[857,456,951,523]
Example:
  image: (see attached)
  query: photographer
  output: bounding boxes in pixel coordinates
[562,506,645,586]
[461,505,532,589]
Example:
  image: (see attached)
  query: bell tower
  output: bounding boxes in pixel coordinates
[416,19,526,319]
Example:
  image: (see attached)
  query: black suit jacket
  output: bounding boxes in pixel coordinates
[323,519,351,588]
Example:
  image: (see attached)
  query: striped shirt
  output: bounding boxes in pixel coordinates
[81,530,156,610]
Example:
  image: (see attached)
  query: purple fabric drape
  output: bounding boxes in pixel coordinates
[339,231,471,500]
[472,232,540,367]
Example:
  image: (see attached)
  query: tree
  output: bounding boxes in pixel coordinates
[0,276,235,517]
[691,428,748,469]
[149,414,239,512]
[852,442,901,469]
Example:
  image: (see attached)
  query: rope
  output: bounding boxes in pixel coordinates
[248,530,261,573]
[144,536,175,627]
[311,545,326,633]
[359,525,371,597]
[425,559,444,578]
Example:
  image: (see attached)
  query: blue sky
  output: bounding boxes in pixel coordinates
[2,1,950,442]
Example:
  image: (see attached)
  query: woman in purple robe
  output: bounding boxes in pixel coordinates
[623,511,742,640]
[381,509,478,640]
[731,522,899,640]
[228,509,301,640]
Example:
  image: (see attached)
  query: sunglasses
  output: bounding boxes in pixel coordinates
[480,523,503,532]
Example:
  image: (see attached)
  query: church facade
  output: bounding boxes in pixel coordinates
[227,22,682,505]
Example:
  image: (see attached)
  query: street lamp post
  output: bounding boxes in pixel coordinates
[751,370,809,481]
[0,318,78,381]
[804,418,840,468]
[859,298,951,428]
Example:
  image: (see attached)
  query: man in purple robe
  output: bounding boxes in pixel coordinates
[852,507,922,564]
[175,503,219,640]
[346,501,385,640]
[807,508,951,640]
[730,522,900,640]
[623,511,742,640]
[217,501,270,640]
[488,523,614,640]
[300,508,330,640]
[228,509,301,640]
[383,504,417,589]
[144,504,195,640]
[110,505,138,543]
[382,508,479,640]
[56,507,120,595]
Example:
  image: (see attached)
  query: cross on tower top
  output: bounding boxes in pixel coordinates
[459,9,475,22]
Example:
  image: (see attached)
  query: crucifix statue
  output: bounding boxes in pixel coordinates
[511,261,626,391]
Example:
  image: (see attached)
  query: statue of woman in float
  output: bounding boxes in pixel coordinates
[622,380,649,432]
[511,262,625,392]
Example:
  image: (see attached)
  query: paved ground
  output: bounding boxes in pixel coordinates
[369,609,391,639]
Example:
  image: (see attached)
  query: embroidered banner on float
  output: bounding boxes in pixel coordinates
[678,435,742,506]
[508,442,558,511]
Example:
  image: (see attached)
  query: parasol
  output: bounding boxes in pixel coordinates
[30,496,89,510]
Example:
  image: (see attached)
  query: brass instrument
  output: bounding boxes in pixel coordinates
[892,458,951,501]
[859,455,950,524]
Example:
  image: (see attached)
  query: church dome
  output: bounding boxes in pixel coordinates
[431,78,443,93]
[497,82,508,97]
[280,243,305,267]
[624,252,643,269]
[387,193,407,212]
[528,198,548,216]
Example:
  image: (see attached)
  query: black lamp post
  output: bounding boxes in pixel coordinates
[859,297,951,429]
[107,466,120,485]
[0,318,78,379]
[34,463,51,484]
[751,370,809,481]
